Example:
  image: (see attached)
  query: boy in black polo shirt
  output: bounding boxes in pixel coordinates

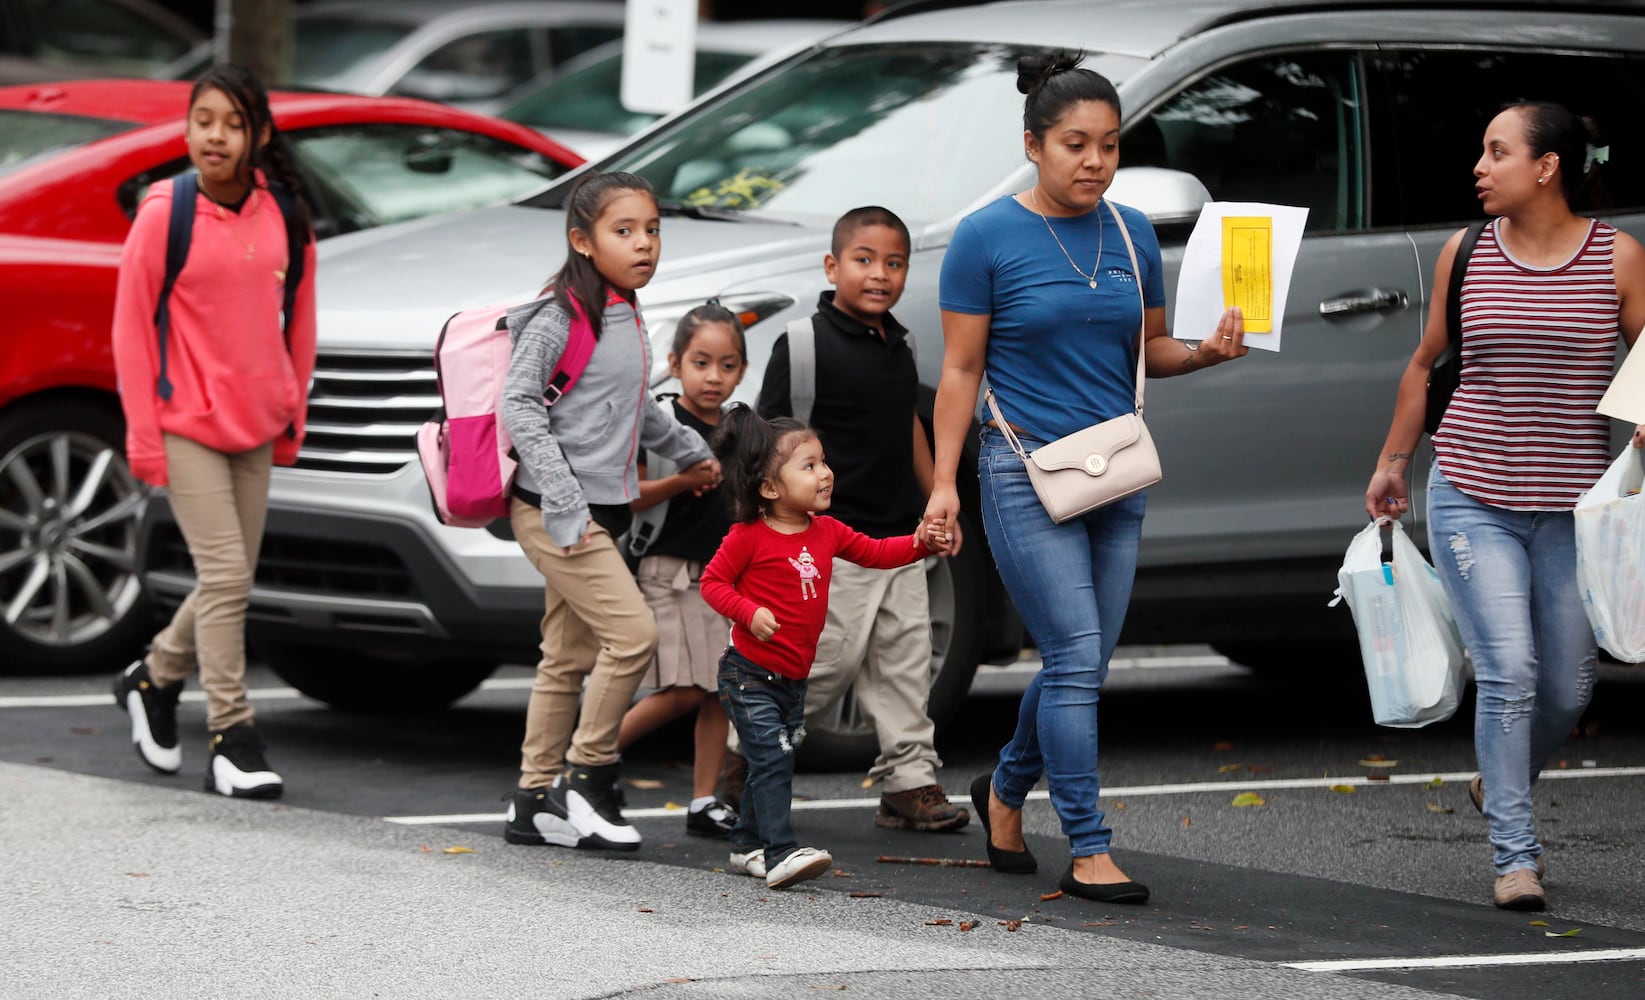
[745,205,968,832]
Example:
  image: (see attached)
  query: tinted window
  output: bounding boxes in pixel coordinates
[545,25,623,66]
[289,125,565,236]
[503,49,753,136]
[293,17,414,91]
[1371,49,1645,227]
[0,110,133,178]
[16,0,197,75]
[392,30,535,103]
[1132,52,1364,240]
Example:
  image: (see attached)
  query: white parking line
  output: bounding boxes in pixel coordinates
[1285,948,1645,972]
[381,766,1645,825]
[0,677,543,709]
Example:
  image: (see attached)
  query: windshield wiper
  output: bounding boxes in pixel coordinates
[657,201,798,225]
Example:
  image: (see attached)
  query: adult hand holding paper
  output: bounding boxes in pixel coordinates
[1174,202,1308,352]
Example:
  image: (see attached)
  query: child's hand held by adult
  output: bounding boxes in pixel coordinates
[750,607,779,641]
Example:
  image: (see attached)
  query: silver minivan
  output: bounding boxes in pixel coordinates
[141,0,1645,764]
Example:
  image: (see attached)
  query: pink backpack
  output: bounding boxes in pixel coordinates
[417,292,595,528]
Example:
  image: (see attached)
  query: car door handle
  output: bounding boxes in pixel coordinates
[1319,288,1409,318]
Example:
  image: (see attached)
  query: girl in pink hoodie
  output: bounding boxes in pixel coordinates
[110,65,316,800]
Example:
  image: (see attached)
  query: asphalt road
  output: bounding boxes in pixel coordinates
[5,649,1645,999]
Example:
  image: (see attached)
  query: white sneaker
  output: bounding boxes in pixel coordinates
[728,848,766,878]
[765,847,832,889]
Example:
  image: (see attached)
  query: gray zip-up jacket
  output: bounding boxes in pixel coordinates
[500,292,712,547]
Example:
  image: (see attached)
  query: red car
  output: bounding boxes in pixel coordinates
[0,80,581,673]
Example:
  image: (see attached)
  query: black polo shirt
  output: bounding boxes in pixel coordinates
[756,291,925,537]
[637,399,731,564]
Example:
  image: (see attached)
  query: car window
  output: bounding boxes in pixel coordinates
[392,29,535,103]
[288,124,566,235]
[503,49,752,137]
[0,110,134,178]
[1133,52,1364,241]
[599,43,1130,226]
[545,25,624,66]
[15,0,197,75]
[292,17,415,91]
[1370,49,1645,228]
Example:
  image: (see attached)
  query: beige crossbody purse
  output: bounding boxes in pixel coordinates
[985,200,1161,523]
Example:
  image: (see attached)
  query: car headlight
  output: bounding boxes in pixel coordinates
[642,292,795,387]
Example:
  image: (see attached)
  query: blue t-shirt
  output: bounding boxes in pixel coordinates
[940,195,1165,442]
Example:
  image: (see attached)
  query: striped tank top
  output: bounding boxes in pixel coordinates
[1433,218,1620,510]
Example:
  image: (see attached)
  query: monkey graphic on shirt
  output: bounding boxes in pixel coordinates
[788,547,820,600]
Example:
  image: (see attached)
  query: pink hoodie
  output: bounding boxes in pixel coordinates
[111,174,317,486]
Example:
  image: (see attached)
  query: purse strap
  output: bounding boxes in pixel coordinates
[987,198,1150,461]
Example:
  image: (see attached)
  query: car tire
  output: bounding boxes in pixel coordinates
[798,509,987,772]
[0,399,150,675]
[261,641,498,712]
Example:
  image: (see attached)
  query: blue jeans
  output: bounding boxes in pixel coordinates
[977,426,1146,857]
[718,645,807,869]
[1426,466,1597,875]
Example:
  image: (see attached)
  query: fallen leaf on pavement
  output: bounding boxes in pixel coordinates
[124,872,150,878]
[662,802,683,811]
[1330,784,1356,794]
[1180,816,1192,828]
[665,978,691,984]
[958,921,979,932]
[638,908,654,913]
[1113,802,1127,810]
[1231,792,1266,808]
[442,846,476,854]
[861,777,874,789]
[1545,928,1582,938]
[848,892,883,898]
[925,919,952,926]
[1218,764,1244,774]
[1426,777,1445,790]
[1040,891,1064,901]
[832,870,853,878]
[1425,801,1454,814]
[1529,921,1550,927]
[1000,919,1023,931]
[627,778,664,790]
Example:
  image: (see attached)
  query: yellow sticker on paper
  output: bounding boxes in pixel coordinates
[1221,216,1274,333]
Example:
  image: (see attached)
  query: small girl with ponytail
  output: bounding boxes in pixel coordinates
[500,171,720,855]
[111,64,317,800]
[699,404,950,890]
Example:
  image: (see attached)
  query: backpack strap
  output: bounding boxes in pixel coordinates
[545,293,598,407]
[786,316,816,422]
[267,179,308,347]
[624,394,681,560]
[153,174,198,401]
[1444,221,1486,358]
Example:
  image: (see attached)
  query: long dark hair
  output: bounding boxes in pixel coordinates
[1017,50,1121,145]
[189,64,312,237]
[548,171,656,339]
[1505,100,1609,211]
[711,403,810,523]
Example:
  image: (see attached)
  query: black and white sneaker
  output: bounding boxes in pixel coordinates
[204,724,283,799]
[686,799,737,838]
[562,761,641,851]
[112,660,182,774]
[503,782,581,847]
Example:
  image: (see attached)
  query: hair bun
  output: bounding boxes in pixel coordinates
[1016,51,1083,95]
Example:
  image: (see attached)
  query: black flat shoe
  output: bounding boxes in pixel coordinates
[970,773,1037,874]
[1059,864,1149,904]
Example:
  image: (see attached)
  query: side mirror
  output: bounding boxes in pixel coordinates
[1106,167,1211,226]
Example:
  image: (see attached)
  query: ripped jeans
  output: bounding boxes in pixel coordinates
[718,645,807,869]
[1427,466,1597,875]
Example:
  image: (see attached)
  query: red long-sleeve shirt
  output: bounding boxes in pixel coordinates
[110,174,317,486]
[700,516,929,679]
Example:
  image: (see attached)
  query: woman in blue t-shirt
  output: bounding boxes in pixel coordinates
[924,52,1248,903]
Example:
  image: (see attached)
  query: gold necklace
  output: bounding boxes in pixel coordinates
[204,185,259,260]
[1030,188,1103,289]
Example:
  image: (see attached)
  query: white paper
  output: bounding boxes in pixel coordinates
[1172,202,1308,353]
[621,0,698,116]
[1598,343,1645,424]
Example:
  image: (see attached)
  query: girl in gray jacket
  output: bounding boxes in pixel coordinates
[500,172,718,852]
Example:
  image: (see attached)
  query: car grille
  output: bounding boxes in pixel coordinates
[295,351,436,474]
[149,524,419,600]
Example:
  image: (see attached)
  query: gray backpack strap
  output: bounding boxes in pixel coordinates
[786,317,816,422]
[625,397,680,560]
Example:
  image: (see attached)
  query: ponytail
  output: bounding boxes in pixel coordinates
[711,403,808,523]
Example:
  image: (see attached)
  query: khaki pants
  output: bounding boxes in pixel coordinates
[511,499,657,788]
[146,435,272,732]
[729,560,941,791]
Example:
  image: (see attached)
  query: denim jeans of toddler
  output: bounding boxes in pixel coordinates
[977,426,1146,858]
[1427,466,1597,875]
[718,645,807,869]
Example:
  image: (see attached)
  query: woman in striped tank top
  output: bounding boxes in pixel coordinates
[1366,102,1645,912]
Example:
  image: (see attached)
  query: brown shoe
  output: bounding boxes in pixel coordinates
[1493,868,1546,911]
[1468,774,1484,814]
[875,784,970,832]
[714,752,747,813]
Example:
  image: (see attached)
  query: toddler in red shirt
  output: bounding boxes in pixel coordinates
[700,405,950,889]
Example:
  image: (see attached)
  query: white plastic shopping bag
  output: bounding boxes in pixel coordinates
[1575,446,1645,662]
[1330,519,1468,727]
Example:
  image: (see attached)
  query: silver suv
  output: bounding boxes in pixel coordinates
[140,0,1645,764]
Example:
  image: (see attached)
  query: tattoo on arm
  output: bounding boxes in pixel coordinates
[1181,342,1200,373]
[1386,451,1412,463]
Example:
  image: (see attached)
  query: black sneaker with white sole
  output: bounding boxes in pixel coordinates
[562,761,641,851]
[503,782,581,847]
[112,660,182,774]
[204,723,283,799]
